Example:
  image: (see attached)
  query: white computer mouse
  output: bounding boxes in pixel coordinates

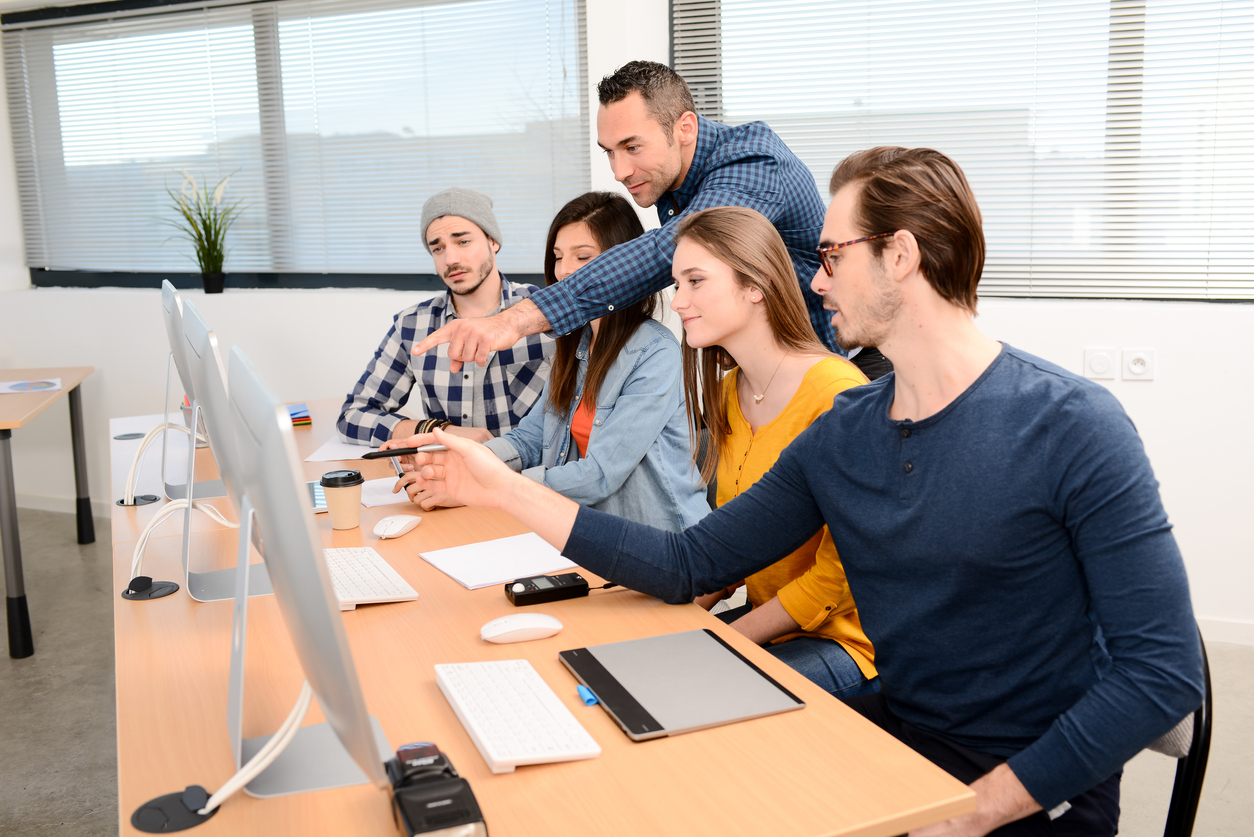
[373,514,422,539]
[480,613,563,644]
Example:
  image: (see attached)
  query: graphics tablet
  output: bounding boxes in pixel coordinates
[559,629,804,741]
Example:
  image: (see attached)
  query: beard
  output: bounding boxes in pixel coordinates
[829,262,903,351]
[445,253,494,297]
[625,143,682,208]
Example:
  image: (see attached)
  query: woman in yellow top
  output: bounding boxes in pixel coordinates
[672,205,878,698]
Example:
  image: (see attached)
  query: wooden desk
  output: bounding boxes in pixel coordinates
[112,403,975,836]
[1,366,95,658]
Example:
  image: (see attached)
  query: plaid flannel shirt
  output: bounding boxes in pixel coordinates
[529,115,840,352]
[337,278,554,446]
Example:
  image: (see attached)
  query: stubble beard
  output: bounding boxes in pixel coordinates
[446,253,495,297]
[831,261,902,351]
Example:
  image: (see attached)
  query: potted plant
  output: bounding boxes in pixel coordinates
[166,170,243,294]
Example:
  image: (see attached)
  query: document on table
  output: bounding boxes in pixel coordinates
[360,477,409,508]
[305,436,372,462]
[0,377,61,394]
[420,533,577,590]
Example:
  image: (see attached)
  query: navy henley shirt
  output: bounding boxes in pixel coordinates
[562,344,1203,809]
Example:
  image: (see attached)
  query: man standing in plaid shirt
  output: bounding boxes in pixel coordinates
[338,187,554,446]
[412,60,890,379]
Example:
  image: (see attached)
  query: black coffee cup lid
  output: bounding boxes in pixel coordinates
[321,469,364,488]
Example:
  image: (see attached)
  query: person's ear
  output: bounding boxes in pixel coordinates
[885,230,920,281]
[489,238,500,254]
[675,111,699,147]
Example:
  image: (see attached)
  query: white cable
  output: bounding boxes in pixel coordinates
[129,499,239,580]
[123,422,191,504]
[199,680,314,815]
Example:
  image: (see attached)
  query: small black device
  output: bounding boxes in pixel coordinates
[387,742,486,837]
[505,572,590,606]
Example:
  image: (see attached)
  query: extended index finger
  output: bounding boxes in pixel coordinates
[412,323,454,357]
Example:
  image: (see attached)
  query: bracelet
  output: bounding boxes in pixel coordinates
[415,418,452,435]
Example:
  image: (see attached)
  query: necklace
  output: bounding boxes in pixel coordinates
[748,353,788,404]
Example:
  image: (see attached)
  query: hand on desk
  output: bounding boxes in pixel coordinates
[909,763,1041,837]
[410,298,550,373]
[404,428,580,551]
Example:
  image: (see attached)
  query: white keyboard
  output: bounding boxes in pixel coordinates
[435,660,601,774]
[323,546,419,611]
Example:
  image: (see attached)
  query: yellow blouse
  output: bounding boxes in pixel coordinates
[718,357,877,679]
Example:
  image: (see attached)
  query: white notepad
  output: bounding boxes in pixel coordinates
[420,533,576,590]
[305,436,372,462]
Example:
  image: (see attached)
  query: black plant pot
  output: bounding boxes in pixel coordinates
[201,272,225,294]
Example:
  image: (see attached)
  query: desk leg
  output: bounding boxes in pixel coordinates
[68,385,95,545]
[0,428,34,658]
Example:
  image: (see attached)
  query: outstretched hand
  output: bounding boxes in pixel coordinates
[403,427,519,510]
[410,298,549,372]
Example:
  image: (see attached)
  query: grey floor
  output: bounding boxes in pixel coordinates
[0,508,1251,836]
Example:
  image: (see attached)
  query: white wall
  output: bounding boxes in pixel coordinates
[0,1,1250,644]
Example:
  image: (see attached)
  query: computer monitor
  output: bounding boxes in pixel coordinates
[179,301,272,602]
[160,280,225,501]
[224,344,391,797]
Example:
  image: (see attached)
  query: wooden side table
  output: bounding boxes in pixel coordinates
[0,366,95,658]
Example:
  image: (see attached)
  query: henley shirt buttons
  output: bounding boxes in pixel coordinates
[462,414,469,420]
[463,374,470,381]
[900,428,912,438]
[607,305,615,311]
[903,462,914,473]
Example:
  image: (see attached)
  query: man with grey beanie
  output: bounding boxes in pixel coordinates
[338,187,554,447]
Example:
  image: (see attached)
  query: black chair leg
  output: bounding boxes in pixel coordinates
[1162,630,1212,837]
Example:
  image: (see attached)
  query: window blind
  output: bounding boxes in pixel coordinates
[4,0,588,275]
[673,0,1254,300]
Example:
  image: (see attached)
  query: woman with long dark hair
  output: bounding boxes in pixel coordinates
[393,191,708,531]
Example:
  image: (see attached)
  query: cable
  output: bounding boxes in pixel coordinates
[594,583,619,590]
[129,498,238,580]
[123,422,189,505]
[198,680,314,815]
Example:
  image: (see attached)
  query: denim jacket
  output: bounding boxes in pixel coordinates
[484,319,709,532]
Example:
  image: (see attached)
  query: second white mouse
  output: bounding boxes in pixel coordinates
[480,613,563,644]
[373,514,422,539]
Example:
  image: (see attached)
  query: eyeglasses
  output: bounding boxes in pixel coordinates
[817,232,895,277]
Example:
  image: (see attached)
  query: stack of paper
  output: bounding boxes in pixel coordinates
[420,533,577,590]
[287,402,312,427]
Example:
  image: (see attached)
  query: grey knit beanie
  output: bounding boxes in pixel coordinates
[420,187,502,252]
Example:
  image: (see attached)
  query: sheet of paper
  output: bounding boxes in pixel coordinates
[305,436,373,462]
[360,477,410,508]
[0,377,61,394]
[420,532,577,590]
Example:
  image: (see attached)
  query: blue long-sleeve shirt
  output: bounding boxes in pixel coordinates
[529,116,839,352]
[561,344,1203,810]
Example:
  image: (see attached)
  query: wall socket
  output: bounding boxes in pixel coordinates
[1123,348,1156,381]
[1084,348,1118,380]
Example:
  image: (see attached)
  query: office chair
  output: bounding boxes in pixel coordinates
[1159,626,1213,837]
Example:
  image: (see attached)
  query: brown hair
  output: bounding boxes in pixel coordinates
[544,192,654,418]
[673,206,831,483]
[597,60,696,136]
[829,147,984,313]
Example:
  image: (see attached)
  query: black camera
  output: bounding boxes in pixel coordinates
[387,743,487,837]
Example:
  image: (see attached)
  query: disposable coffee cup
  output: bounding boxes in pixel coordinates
[320,469,365,530]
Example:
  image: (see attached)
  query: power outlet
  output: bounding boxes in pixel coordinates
[1122,348,1156,381]
[1084,348,1118,380]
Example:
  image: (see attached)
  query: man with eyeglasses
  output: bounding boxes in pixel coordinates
[411,60,889,379]
[338,187,554,449]
[399,148,1203,837]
